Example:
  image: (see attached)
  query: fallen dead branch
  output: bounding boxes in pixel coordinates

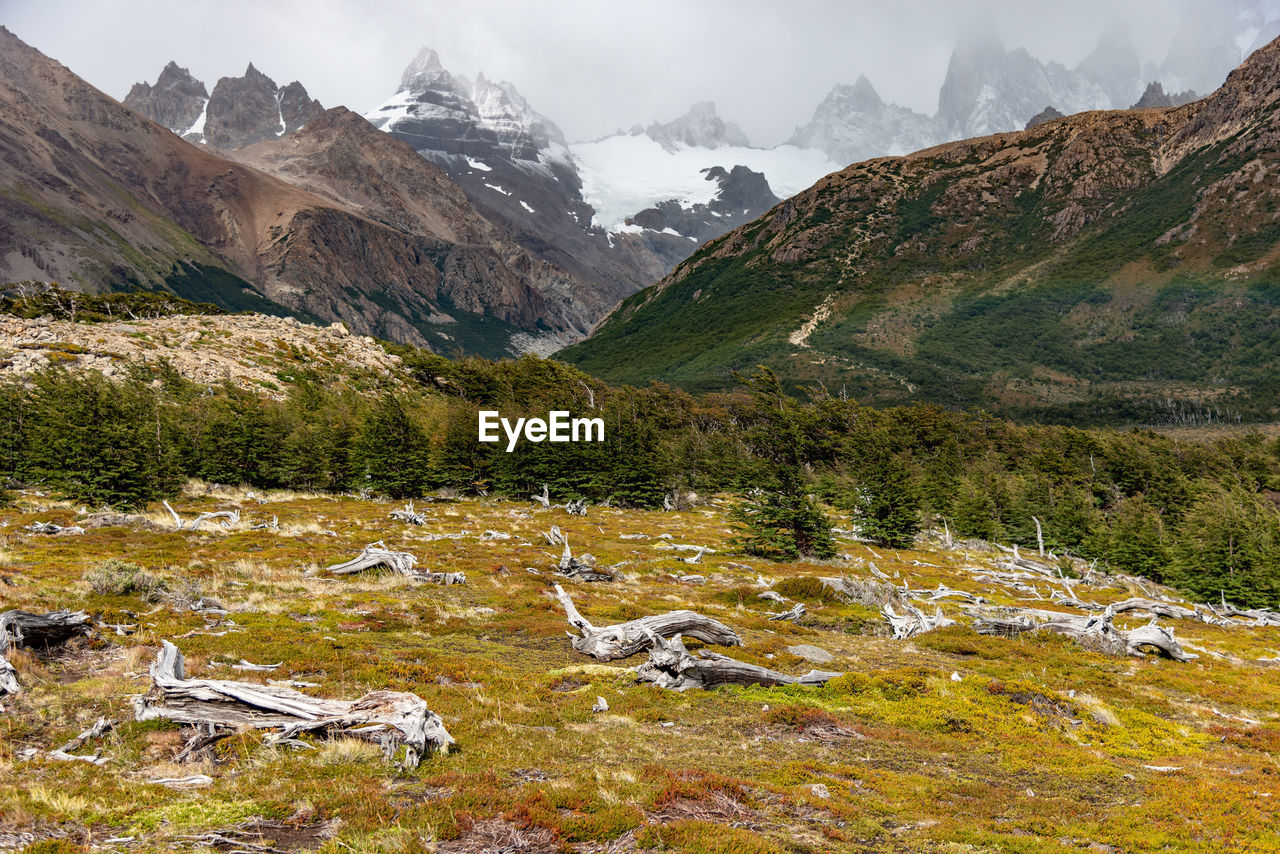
[635,634,840,691]
[1211,597,1280,627]
[322,542,465,585]
[967,606,1197,662]
[23,521,85,535]
[554,584,740,660]
[768,603,806,622]
[134,641,454,768]
[162,501,240,532]
[49,717,115,764]
[17,717,116,764]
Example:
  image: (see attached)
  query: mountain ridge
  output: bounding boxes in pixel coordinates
[0,27,631,356]
[560,36,1280,425]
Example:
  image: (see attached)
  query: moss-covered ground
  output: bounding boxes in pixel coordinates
[1,485,1277,852]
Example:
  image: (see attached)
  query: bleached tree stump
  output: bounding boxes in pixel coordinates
[323,542,464,585]
[0,609,92,696]
[554,584,741,661]
[134,641,453,768]
[390,502,427,525]
[882,603,954,639]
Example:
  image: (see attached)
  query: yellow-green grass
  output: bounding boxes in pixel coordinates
[0,487,1277,852]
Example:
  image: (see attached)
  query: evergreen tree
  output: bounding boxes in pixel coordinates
[0,380,25,503]
[729,367,835,560]
[1168,485,1280,609]
[356,393,432,498]
[844,427,921,548]
[21,367,181,507]
[1091,494,1170,581]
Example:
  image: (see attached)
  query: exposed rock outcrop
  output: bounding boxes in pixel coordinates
[122,61,207,139]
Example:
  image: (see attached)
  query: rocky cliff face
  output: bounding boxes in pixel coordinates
[126,61,322,148]
[204,64,323,148]
[122,61,207,139]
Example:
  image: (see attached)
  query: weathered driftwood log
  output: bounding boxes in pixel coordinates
[531,484,550,508]
[968,607,1197,662]
[1,609,92,652]
[882,603,954,639]
[48,717,115,765]
[327,542,417,575]
[134,641,453,768]
[0,654,17,697]
[554,584,740,661]
[914,584,983,604]
[323,542,465,585]
[635,634,840,691]
[768,603,807,622]
[1212,598,1280,627]
[390,502,427,525]
[23,521,85,535]
[1,609,93,696]
[162,501,240,531]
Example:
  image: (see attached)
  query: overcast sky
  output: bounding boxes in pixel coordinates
[3,0,1264,146]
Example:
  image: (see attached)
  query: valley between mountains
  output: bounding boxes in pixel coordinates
[5,9,1280,853]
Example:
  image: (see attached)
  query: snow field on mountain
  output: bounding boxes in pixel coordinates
[570,134,840,231]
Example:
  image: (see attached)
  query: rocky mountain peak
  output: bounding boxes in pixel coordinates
[788,75,933,165]
[936,29,1110,139]
[846,75,883,106]
[645,101,750,151]
[202,64,321,149]
[123,61,208,139]
[125,61,320,148]
[1131,81,1198,109]
[399,46,453,93]
[1025,105,1065,129]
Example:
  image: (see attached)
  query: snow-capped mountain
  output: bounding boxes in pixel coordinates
[363,47,673,333]
[645,101,750,151]
[936,32,1114,140]
[571,110,839,233]
[367,48,572,168]
[125,63,321,148]
[786,75,935,165]
[790,13,1280,170]
[363,51,837,297]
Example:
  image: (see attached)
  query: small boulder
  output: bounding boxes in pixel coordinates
[786,644,834,664]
